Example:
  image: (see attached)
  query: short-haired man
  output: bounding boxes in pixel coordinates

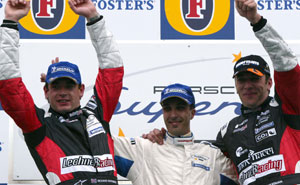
[215,0,300,184]
[113,83,238,185]
[0,0,123,184]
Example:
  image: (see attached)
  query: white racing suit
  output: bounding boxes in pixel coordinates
[113,132,238,185]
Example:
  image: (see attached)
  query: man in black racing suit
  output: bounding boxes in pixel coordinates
[0,0,123,184]
[214,0,300,184]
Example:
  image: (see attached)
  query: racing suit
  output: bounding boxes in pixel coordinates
[113,132,238,185]
[0,18,124,185]
[215,18,300,185]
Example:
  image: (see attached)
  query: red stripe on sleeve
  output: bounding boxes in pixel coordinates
[274,65,300,115]
[94,67,124,122]
[0,78,42,133]
[280,126,300,176]
[107,133,118,177]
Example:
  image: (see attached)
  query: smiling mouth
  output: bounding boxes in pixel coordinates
[168,120,181,125]
[57,100,70,103]
[244,92,256,96]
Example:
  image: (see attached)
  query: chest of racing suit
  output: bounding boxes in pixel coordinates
[23,98,119,185]
[216,97,300,185]
[113,133,238,185]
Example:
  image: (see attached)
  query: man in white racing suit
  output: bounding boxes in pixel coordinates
[113,83,238,185]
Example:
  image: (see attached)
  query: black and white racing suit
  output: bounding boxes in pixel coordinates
[0,18,124,185]
[215,18,300,185]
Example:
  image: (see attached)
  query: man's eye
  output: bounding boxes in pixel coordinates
[51,85,59,89]
[237,78,246,82]
[177,106,186,110]
[163,107,171,111]
[66,84,75,90]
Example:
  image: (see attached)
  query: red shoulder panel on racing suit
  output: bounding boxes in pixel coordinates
[275,65,300,177]
[0,78,42,133]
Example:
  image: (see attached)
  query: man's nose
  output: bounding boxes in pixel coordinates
[57,87,68,95]
[243,80,253,89]
[169,109,178,118]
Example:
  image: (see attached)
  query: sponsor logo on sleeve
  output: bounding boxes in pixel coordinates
[161,0,235,39]
[60,154,114,174]
[239,155,285,185]
[19,0,85,39]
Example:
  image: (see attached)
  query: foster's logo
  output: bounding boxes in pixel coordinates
[161,0,234,39]
[19,0,85,39]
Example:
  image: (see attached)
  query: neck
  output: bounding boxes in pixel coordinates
[166,132,194,145]
[168,131,192,137]
[49,106,81,118]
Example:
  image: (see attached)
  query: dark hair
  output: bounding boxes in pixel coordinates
[190,104,195,109]
[265,74,271,83]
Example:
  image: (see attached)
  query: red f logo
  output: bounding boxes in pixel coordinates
[36,0,56,18]
[185,0,206,19]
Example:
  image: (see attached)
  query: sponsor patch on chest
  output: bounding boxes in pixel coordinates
[239,155,285,185]
[255,128,277,142]
[192,162,210,171]
[255,121,274,134]
[60,154,115,174]
[191,154,210,171]
[86,115,105,138]
[233,119,248,133]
